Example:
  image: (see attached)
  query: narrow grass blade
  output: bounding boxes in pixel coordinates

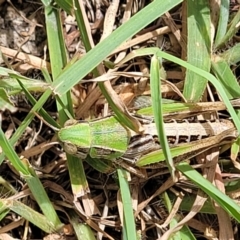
[25,176,63,230]
[219,43,240,65]
[162,193,181,239]
[0,176,17,195]
[45,4,71,122]
[41,0,51,7]
[16,78,60,129]
[211,56,240,124]
[2,199,61,233]
[211,57,240,161]
[225,177,240,193]
[54,0,73,15]
[73,0,93,52]
[178,226,196,240]
[215,7,240,49]
[161,192,197,239]
[45,4,88,196]
[0,128,29,176]
[68,209,96,240]
[45,6,68,80]
[183,0,211,101]
[214,0,229,47]
[230,137,240,162]
[150,55,175,179]
[211,57,240,100]
[0,67,49,94]
[176,162,240,223]
[0,87,16,112]
[0,201,10,221]
[117,169,137,240]
[137,101,231,119]
[67,154,90,197]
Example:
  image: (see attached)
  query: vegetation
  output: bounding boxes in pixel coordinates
[1,0,240,239]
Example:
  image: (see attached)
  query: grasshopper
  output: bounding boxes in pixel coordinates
[58,101,238,171]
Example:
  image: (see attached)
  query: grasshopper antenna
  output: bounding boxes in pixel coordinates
[32,111,60,132]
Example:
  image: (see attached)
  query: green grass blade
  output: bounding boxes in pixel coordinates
[150,54,175,178]
[54,0,73,15]
[73,0,93,52]
[16,78,60,129]
[118,46,240,128]
[41,0,51,7]
[45,4,71,122]
[178,226,196,240]
[41,67,53,84]
[0,176,17,196]
[0,87,17,112]
[211,57,240,100]
[117,169,137,240]
[0,67,49,94]
[45,4,88,196]
[215,7,240,49]
[225,177,240,193]
[219,43,240,64]
[161,193,184,239]
[25,175,63,230]
[183,0,211,101]
[168,192,215,214]
[0,201,10,221]
[68,209,96,240]
[67,154,89,196]
[0,128,29,176]
[2,199,61,233]
[211,57,240,157]
[137,101,227,118]
[45,5,68,80]
[214,0,229,47]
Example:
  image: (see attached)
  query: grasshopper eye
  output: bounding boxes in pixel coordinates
[63,142,89,159]
[63,142,78,155]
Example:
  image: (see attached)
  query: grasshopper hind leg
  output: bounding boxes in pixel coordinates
[122,134,160,163]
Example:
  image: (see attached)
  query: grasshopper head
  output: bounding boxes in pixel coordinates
[58,120,91,159]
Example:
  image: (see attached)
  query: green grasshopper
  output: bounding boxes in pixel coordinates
[58,100,238,170]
